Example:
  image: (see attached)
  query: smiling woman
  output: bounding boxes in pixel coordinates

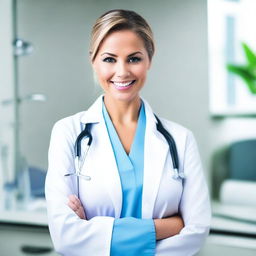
[92,29,151,109]
[45,9,211,256]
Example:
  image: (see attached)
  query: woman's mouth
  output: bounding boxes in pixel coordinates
[111,80,136,90]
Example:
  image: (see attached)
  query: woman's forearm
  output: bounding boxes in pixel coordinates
[153,215,184,240]
[67,195,184,241]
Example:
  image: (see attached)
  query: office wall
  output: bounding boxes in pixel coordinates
[16,0,256,194]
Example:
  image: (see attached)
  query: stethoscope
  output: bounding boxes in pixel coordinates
[65,114,185,195]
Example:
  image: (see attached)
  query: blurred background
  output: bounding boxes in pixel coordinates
[0,0,256,255]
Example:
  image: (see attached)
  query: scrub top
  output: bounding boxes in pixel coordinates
[102,101,156,256]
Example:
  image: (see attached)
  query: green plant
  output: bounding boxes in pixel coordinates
[227,42,256,94]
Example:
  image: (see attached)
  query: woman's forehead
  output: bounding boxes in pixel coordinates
[98,30,146,54]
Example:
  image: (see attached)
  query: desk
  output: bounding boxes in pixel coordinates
[1,202,256,256]
[198,201,256,256]
[0,209,48,226]
[0,209,57,256]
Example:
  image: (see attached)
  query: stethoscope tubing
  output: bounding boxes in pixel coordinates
[75,123,92,157]
[65,114,184,197]
[154,115,179,171]
[74,115,182,179]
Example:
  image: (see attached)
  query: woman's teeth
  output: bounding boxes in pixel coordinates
[112,80,135,87]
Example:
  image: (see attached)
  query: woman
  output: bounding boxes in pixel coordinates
[45,9,211,256]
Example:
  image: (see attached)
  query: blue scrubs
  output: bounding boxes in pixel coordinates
[102,101,156,256]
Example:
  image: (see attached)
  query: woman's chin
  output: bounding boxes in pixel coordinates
[105,91,140,104]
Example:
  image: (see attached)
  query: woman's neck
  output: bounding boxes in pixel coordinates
[103,95,141,125]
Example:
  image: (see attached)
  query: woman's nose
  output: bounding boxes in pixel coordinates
[116,61,130,78]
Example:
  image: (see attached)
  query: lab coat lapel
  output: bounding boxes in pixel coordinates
[142,100,169,218]
[96,119,123,218]
[80,95,122,218]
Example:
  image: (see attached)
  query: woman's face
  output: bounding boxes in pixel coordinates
[92,29,151,103]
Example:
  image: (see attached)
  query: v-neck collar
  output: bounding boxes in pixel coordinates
[102,100,145,169]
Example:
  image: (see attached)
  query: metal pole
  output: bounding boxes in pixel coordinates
[12,0,20,182]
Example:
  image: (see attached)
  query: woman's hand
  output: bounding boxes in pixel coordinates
[67,195,87,220]
[154,215,184,240]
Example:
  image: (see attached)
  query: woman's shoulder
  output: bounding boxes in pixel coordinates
[51,96,103,137]
[156,116,198,157]
[157,117,199,173]
[53,111,85,129]
[142,98,194,143]
[157,117,193,140]
[50,111,87,141]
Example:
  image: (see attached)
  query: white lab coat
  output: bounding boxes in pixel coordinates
[45,95,211,256]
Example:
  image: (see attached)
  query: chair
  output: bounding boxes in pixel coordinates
[228,139,256,181]
[211,139,256,199]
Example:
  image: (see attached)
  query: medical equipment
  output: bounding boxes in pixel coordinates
[65,123,92,181]
[65,115,184,196]
[154,115,184,179]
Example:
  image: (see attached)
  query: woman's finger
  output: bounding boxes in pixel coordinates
[67,195,87,220]
[68,200,78,211]
[68,194,78,203]
[68,195,82,207]
[68,201,85,219]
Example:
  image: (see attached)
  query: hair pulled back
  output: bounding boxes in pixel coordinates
[90,9,155,62]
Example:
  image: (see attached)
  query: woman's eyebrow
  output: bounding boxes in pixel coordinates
[101,51,143,57]
[128,52,143,57]
[101,52,116,57]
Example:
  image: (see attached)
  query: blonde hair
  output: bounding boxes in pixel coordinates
[89,9,155,62]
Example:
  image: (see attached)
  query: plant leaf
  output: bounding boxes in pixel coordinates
[243,77,256,94]
[242,42,256,67]
[227,64,256,94]
[227,64,255,80]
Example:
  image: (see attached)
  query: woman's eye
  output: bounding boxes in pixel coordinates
[128,57,142,63]
[103,57,116,63]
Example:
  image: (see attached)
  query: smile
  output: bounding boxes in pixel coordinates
[111,80,136,89]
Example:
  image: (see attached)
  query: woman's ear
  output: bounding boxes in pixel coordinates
[90,58,99,85]
[89,53,95,68]
[147,60,152,70]
[92,58,99,71]
[90,57,95,68]
[93,70,99,84]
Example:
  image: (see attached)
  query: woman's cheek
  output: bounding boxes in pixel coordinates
[133,64,148,77]
[100,65,114,79]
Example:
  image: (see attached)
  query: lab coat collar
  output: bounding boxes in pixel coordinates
[141,97,158,129]
[80,95,104,124]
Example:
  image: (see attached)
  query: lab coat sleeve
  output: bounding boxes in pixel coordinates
[111,217,156,256]
[156,131,211,256]
[45,121,114,256]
